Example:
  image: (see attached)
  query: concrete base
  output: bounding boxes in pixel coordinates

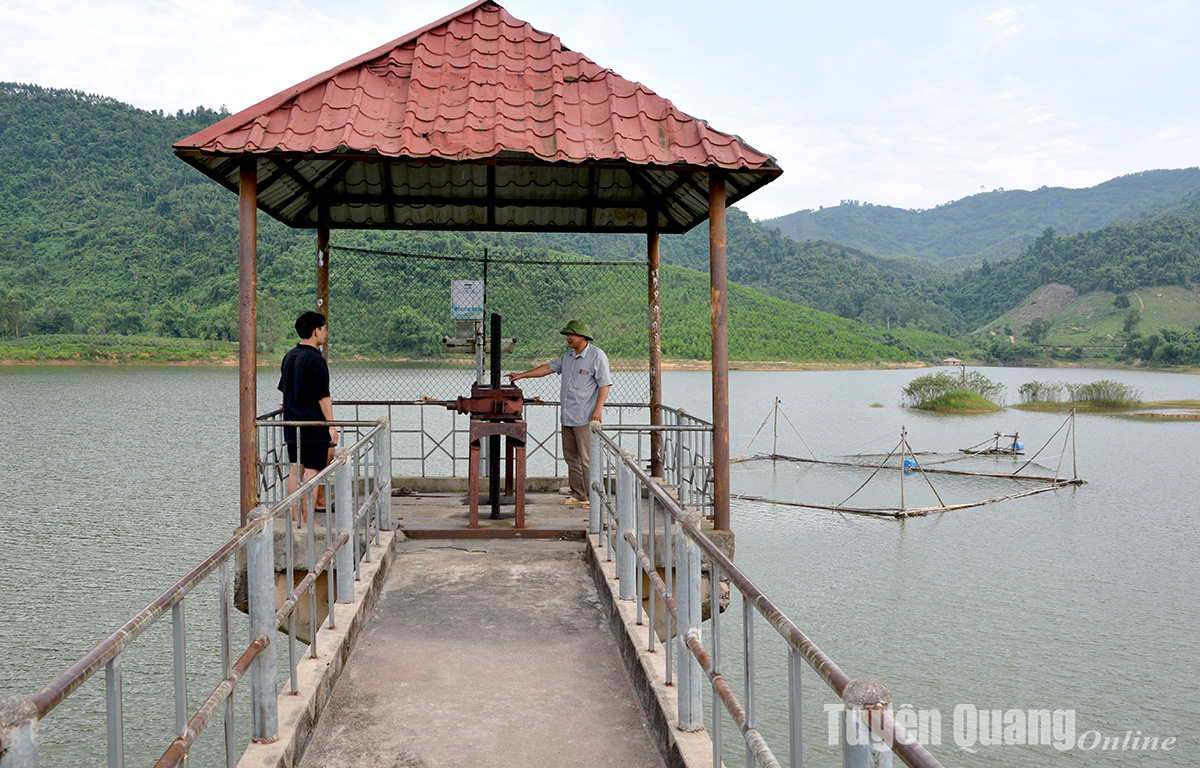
[396,489,591,540]
[237,532,398,768]
[236,493,718,768]
[273,570,332,645]
[587,534,716,768]
[233,522,374,644]
[292,539,668,768]
[401,523,588,539]
[393,475,564,493]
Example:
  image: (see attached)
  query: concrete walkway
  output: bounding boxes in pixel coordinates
[296,536,667,768]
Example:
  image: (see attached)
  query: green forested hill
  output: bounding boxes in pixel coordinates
[545,208,958,333]
[5,82,1199,367]
[765,169,1200,268]
[0,83,956,364]
[948,193,1200,329]
[0,83,241,335]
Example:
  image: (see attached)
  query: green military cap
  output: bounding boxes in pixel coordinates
[559,319,594,340]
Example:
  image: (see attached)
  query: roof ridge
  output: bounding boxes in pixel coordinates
[175,0,495,150]
[173,0,780,233]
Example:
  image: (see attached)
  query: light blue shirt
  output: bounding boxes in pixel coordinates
[548,343,612,427]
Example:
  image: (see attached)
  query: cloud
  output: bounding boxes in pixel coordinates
[986,8,1027,38]
[3,0,1197,218]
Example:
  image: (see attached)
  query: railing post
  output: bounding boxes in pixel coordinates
[105,655,124,768]
[334,449,354,602]
[0,696,38,768]
[841,677,893,768]
[616,450,636,600]
[246,508,277,742]
[171,602,187,756]
[673,409,685,499]
[588,421,602,534]
[376,419,392,531]
[675,518,703,731]
[788,648,803,768]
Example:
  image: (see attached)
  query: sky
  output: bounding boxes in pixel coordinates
[3,0,1198,221]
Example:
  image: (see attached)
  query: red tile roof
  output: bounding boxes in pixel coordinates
[175,0,780,232]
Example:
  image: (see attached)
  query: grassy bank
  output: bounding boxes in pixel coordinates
[0,334,240,364]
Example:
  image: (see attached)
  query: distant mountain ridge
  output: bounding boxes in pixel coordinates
[3,82,1198,364]
[0,82,963,363]
[947,191,1200,329]
[765,168,1200,269]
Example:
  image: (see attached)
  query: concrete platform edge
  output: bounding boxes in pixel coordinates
[586,533,717,768]
[237,529,400,768]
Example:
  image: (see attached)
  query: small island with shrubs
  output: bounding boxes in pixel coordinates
[1013,379,1142,410]
[902,371,1157,415]
[902,371,1004,412]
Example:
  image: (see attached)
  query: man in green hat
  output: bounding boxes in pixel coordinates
[507,320,611,507]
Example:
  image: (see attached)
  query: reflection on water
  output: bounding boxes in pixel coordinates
[2,365,1197,767]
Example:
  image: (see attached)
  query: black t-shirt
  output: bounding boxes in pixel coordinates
[278,344,331,444]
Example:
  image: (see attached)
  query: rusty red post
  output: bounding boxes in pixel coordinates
[647,216,664,477]
[709,173,730,531]
[316,202,330,356]
[238,158,258,527]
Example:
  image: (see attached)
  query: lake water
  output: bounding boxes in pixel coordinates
[1,365,1196,766]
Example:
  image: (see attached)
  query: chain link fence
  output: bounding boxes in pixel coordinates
[325,245,649,404]
[322,246,654,477]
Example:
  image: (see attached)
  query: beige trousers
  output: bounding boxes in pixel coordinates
[561,424,591,501]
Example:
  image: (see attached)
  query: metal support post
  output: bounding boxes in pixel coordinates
[744,597,756,768]
[616,451,636,600]
[647,220,664,477]
[0,696,38,768]
[219,563,235,768]
[246,509,278,742]
[376,418,392,531]
[105,655,124,768]
[316,204,330,324]
[788,648,803,768]
[237,158,258,527]
[171,602,188,749]
[675,520,704,731]
[841,677,894,768]
[588,423,602,534]
[708,173,730,531]
[334,450,354,602]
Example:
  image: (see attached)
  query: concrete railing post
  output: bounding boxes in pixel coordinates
[334,449,354,603]
[615,450,636,600]
[588,421,602,534]
[376,419,392,532]
[246,508,278,742]
[841,677,894,768]
[0,695,38,768]
[674,515,704,731]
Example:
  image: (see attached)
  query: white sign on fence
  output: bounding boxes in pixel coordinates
[450,280,484,319]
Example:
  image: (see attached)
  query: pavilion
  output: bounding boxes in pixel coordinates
[174,0,782,530]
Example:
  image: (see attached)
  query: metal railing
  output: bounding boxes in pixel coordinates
[588,423,947,768]
[331,400,648,478]
[0,420,391,768]
[329,401,713,510]
[657,405,715,517]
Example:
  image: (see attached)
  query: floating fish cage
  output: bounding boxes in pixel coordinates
[732,401,1084,518]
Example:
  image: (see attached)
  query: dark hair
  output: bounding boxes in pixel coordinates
[295,311,327,339]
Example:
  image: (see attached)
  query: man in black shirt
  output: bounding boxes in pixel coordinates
[278,311,338,523]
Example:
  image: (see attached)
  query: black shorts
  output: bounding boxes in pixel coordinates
[287,442,332,471]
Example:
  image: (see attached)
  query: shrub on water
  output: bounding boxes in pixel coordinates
[1018,381,1064,403]
[964,371,1006,403]
[1065,379,1141,406]
[902,372,956,406]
